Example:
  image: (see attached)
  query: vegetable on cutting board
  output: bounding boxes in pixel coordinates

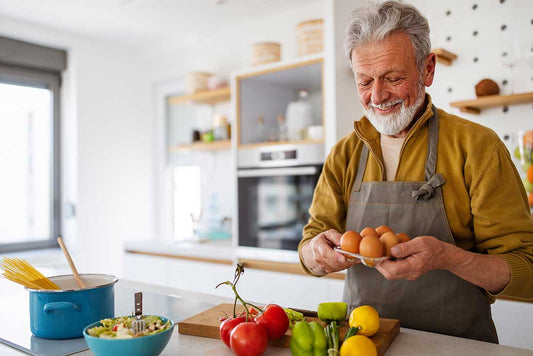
[290,320,327,356]
[317,302,348,356]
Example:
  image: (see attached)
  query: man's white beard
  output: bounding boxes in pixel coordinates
[363,87,425,135]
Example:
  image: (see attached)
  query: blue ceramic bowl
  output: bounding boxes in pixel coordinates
[83,316,174,356]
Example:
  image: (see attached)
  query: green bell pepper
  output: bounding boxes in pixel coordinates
[290,321,327,356]
[317,302,347,322]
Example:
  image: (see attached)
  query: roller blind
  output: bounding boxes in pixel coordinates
[0,35,67,73]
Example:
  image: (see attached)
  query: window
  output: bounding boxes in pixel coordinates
[0,36,66,252]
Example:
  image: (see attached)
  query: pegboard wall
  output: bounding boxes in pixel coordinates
[409,0,533,159]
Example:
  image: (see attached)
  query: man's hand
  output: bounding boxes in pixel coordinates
[376,236,451,280]
[376,236,511,294]
[301,229,359,275]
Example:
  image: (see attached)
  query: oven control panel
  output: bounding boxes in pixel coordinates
[261,149,297,161]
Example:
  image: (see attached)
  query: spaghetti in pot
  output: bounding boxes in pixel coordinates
[1,257,60,290]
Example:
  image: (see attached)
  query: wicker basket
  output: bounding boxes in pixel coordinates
[185,72,213,94]
[296,19,323,56]
[251,42,281,66]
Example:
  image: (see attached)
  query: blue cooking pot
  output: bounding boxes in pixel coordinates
[27,274,118,339]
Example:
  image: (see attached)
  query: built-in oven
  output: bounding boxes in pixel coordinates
[237,143,324,251]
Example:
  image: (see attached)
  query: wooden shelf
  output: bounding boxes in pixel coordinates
[433,48,457,66]
[169,140,231,153]
[167,87,230,105]
[449,92,533,115]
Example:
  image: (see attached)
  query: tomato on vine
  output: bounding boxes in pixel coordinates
[230,322,268,356]
[219,316,245,348]
[254,304,289,340]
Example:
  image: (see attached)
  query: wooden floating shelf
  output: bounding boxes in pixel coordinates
[167,87,230,106]
[169,140,231,153]
[433,48,457,66]
[449,92,533,115]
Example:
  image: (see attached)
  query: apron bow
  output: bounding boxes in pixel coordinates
[412,173,446,201]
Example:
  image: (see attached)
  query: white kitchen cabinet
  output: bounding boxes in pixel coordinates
[491,299,533,350]
[123,253,235,300]
[123,252,344,309]
[238,268,344,310]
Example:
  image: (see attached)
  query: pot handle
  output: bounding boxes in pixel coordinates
[43,302,80,313]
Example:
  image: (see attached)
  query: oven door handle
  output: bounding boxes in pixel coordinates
[238,166,318,178]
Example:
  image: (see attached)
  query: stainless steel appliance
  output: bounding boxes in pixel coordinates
[237,143,324,251]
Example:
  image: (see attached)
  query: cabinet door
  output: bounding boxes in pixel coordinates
[124,254,236,300]
[237,268,344,309]
[492,299,533,350]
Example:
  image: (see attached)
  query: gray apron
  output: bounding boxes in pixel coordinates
[343,106,498,343]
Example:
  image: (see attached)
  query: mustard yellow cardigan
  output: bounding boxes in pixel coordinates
[300,95,533,302]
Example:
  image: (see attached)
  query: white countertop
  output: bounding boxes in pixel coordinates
[125,239,303,264]
[1,277,532,356]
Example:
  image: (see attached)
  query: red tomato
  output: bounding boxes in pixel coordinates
[219,316,245,348]
[230,322,268,356]
[254,304,289,340]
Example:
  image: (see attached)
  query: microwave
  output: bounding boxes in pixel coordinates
[237,143,324,251]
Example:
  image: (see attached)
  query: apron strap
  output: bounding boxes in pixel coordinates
[425,105,439,180]
[412,173,446,200]
[353,144,369,192]
[413,105,446,200]
[354,105,442,195]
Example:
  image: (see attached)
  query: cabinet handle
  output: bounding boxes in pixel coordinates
[238,166,317,177]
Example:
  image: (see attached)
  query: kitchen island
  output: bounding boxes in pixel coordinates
[0,277,531,356]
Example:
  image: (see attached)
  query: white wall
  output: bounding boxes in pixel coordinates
[411,0,533,163]
[145,1,325,83]
[149,1,326,242]
[0,16,155,276]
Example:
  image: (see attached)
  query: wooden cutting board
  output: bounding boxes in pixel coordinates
[178,303,400,355]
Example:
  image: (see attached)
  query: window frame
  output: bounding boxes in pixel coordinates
[0,64,61,252]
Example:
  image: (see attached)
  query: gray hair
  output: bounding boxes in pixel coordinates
[344,1,431,73]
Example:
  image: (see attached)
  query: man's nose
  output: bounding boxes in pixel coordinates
[371,80,389,105]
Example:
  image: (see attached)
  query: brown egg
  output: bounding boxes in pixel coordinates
[375,225,393,236]
[359,235,384,258]
[396,233,411,243]
[379,232,400,257]
[360,227,379,238]
[340,230,362,253]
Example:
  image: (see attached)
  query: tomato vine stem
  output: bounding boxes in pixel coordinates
[215,263,263,321]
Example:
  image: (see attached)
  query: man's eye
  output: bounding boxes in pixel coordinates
[358,81,371,87]
[386,77,401,83]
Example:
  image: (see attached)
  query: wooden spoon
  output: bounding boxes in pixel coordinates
[57,237,86,289]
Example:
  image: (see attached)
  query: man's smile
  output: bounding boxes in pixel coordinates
[369,100,403,115]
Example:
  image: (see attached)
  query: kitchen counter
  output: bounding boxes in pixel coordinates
[1,277,532,356]
[124,240,346,280]
[125,239,302,264]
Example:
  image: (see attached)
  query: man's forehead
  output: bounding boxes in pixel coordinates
[351,34,417,76]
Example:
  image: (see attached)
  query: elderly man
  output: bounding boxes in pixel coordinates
[299,0,533,343]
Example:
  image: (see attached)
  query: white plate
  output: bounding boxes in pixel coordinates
[334,247,391,267]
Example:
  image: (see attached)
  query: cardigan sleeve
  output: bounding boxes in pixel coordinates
[469,140,533,301]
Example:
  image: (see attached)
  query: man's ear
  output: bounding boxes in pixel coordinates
[423,53,436,87]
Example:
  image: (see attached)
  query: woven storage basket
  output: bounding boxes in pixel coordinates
[185,72,213,94]
[296,19,324,56]
[251,42,281,66]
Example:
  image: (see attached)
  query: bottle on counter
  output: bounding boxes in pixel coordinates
[286,89,313,141]
[213,114,230,141]
[257,116,267,143]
